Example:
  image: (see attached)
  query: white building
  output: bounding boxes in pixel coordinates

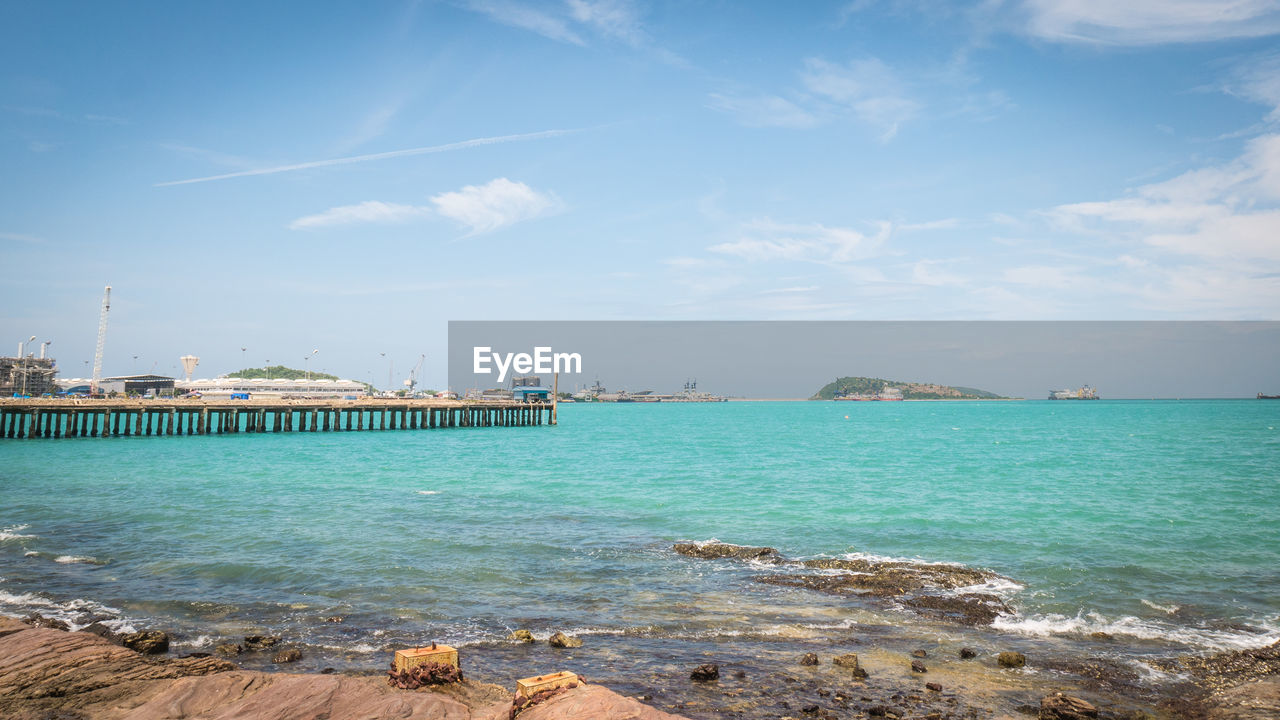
[175,377,367,398]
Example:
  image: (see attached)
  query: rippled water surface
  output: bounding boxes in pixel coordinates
[2,400,1278,693]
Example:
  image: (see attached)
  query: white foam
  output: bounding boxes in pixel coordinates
[0,588,134,633]
[992,611,1280,652]
[54,555,100,565]
[1141,599,1180,615]
[416,490,440,495]
[0,524,36,542]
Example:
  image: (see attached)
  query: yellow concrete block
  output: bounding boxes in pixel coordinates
[516,671,580,699]
[394,644,458,673]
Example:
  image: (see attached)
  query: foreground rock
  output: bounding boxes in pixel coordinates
[549,631,583,648]
[120,630,170,655]
[1039,692,1098,719]
[0,616,687,720]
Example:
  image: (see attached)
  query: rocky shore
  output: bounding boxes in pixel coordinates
[0,615,683,720]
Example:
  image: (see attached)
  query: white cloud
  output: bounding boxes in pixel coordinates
[567,0,645,44]
[464,0,585,45]
[289,201,432,230]
[1019,0,1280,45]
[430,178,557,234]
[709,219,891,264]
[801,58,919,141]
[706,93,820,129]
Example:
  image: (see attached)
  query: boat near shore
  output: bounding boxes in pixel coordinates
[1049,385,1099,400]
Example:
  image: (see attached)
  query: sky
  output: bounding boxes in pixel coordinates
[3,1,1280,389]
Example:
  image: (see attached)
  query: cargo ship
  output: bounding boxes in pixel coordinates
[1259,393,1280,399]
[1049,386,1099,400]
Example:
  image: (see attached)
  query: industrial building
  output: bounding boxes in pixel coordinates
[175,377,368,398]
[55,375,177,396]
[2,356,57,396]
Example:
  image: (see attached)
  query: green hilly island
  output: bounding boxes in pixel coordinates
[811,376,1006,400]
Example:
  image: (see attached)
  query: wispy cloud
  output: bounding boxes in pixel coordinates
[465,0,585,45]
[289,178,558,234]
[706,93,819,129]
[154,129,578,186]
[801,57,919,142]
[1018,0,1280,45]
[567,0,645,45]
[430,177,558,234]
[289,201,433,230]
[709,219,892,264]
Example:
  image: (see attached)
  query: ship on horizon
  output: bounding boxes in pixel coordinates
[1049,386,1099,400]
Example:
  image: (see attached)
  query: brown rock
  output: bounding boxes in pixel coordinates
[508,629,536,643]
[517,683,688,719]
[799,652,819,666]
[900,593,1012,626]
[120,630,169,655]
[23,613,70,631]
[999,651,1027,668]
[323,615,345,623]
[926,682,942,692]
[80,622,118,642]
[911,660,927,673]
[215,643,243,656]
[689,663,719,682]
[243,634,280,649]
[548,631,582,648]
[272,648,302,664]
[673,542,781,563]
[833,653,868,678]
[1039,692,1098,719]
[959,647,977,659]
[912,649,928,658]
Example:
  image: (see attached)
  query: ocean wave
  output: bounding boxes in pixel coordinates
[0,588,135,634]
[54,555,105,566]
[0,524,37,542]
[991,611,1280,652]
[416,490,441,495]
[1141,599,1180,615]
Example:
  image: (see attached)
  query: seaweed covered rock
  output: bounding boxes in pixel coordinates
[673,542,781,563]
[272,648,302,664]
[244,634,281,649]
[548,631,582,648]
[833,653,868,678]
[799,652,819,666]
[689,663,719,682]
[386,659,463,689]
[121,630,170,655]
[999,651,1027,668]
[901,594,1012,626]
[509,629,536,643]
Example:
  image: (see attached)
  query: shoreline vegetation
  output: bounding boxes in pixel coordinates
[4,542,1278,719]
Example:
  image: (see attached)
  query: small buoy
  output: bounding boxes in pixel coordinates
[844,415,849,419]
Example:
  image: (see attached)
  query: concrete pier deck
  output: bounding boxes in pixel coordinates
[0,397,555,439]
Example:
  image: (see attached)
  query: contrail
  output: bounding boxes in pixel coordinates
[154,128,578,187]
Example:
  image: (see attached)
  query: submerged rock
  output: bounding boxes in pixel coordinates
[959,648,977,659]
[23,614,70,631]
[799,652,819,666]
[243,635,281,649]
[912,649,928,658]
[215,643,243,656]
[999,651,1027,668]
[508,629,536,643]
[911,660,927,673]
[80,622,118,642]
[272,648,302,664]
[926,682,942,692]
[121,631,169,655]
[549,631,582,648]
[689,663,719,682]
[673,542,781,563]
[1039,692,1098,719]
[900,594,1012,626]
[833,653,868,678]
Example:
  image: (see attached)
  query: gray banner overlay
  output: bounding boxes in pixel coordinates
[448,321,1280,399]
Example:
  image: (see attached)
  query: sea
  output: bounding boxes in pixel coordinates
[2,400,1278,716]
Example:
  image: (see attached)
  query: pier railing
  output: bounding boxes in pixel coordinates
[0,398,554,439]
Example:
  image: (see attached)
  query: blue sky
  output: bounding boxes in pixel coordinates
[3,1,1280,387]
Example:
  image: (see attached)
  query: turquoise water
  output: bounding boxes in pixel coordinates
[2,400,1278,673]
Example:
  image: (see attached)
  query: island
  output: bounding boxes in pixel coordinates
[811,376,1008,401]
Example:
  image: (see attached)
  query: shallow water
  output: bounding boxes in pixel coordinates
[2,400,1278,715]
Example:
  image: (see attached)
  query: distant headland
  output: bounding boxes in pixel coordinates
[811,376,1009,401]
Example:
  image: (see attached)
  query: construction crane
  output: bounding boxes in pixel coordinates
[90,286,111,395]
[403,354,425,395]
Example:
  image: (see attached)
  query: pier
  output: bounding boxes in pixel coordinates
[0,398,555,439]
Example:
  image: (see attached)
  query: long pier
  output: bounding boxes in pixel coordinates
[0,398,555,439]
